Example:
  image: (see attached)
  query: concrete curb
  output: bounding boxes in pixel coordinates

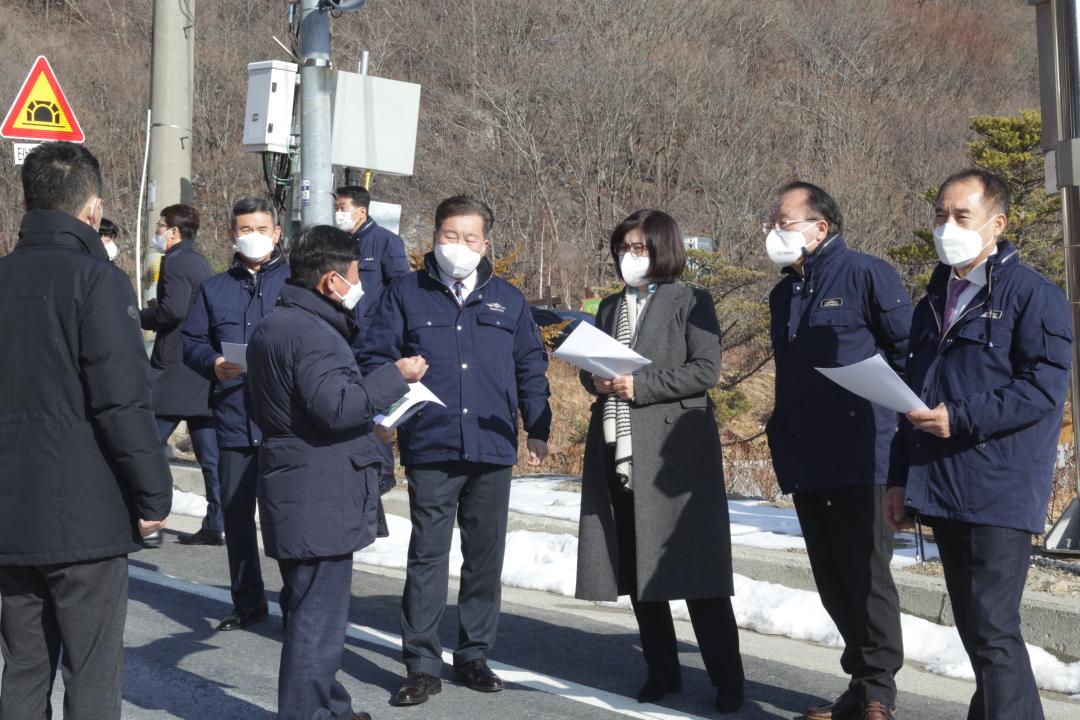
[168,464,1080,661]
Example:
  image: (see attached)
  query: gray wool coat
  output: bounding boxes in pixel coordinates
[575,281,734,603]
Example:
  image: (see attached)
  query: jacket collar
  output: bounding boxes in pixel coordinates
[17,209,108,262]
[165,238,195,256]
[278,282,353,339]
[422,251,494,295]
[353,217,377,240]
[801,234,845,274]
[229,245,286,278]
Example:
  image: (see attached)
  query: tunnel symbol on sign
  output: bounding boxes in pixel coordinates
[25,100,61,127]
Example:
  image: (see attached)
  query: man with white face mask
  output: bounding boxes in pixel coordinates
[886,170,1071,720]
[181,197,291,633]
[765,181,911,720]
[360,195,552,706]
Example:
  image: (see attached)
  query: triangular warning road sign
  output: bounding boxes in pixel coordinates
[1,56,84,143]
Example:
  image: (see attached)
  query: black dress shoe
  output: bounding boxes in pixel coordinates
[453,658,504,692]
[393,672,442,706]
[216,603,269,631]
[177,528,225,546]
[715,681,744,714]
[141,532,162,548]
[637,671,681,703]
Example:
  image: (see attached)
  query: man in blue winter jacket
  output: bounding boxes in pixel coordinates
[247,225,426,720]
[886,169,1072,720]
[181,197,290,632]
[765,181,911,720]
[360,195,552,706]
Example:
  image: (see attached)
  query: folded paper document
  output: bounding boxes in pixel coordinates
[375,382,445,429]
[552,321,651,379]
[220,342,248,372]
[815,354,928,414]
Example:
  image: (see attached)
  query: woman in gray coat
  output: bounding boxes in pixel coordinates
[576,210,744,713]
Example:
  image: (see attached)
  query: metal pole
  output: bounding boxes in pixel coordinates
[135,109,152,307]
[1040,0,1080,552]
[299,0,334,229]
[145,0,194,302]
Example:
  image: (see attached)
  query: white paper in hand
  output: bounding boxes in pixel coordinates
[375,382,446,429]
[815,354,928,413]
[220,342,248,372]
[552,321,651,379]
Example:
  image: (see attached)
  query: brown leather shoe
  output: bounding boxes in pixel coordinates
[393,672,442,706]
[862,701,896,720]
[805,695,859,719]
[352,713,372,720]
[454,658,504,692]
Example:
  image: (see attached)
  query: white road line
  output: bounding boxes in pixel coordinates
[128,565,710,720]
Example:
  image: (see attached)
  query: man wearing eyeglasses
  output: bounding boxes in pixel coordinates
[764,181,911,720]
[360,195,551,707]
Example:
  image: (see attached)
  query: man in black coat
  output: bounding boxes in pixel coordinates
[247,226,425,720]
[141,204,222,546]
[0,142,172,719]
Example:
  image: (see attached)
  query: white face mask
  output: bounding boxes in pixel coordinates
[932,218,997,268]
[234,232,275,261]
[434,242,483,280]
[334,210,356,232]
[103,240,118,262]
[619,253,651,287]
[151,232,169,253]
[765,224,817,266]
[333,273,365,310]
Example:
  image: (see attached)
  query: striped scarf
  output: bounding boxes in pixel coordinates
[602,294,636,491]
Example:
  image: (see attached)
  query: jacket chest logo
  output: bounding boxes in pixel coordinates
[980,309,1003,319]
[486,302,506,313]
[819,297,843,308]
[362,256,375,262]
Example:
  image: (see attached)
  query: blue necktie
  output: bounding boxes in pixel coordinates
[454,281,465,306]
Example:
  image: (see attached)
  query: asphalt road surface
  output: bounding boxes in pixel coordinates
[3,514,1077,719]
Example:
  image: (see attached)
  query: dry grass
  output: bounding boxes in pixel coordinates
[514,358,592,476]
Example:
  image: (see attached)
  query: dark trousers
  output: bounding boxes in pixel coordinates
[608,476,744,687]
[932,519,1044,720]
[793,485,902,706]
[219,447,265,611]
[0,556,128,720]
[157,415,223,533]
[401,462,512,675]
[277,554,354,720]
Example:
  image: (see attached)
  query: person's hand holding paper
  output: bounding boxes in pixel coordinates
[553,321,651,379]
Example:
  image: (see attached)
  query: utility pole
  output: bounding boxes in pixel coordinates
[1035,0,1080,553]
[298,0,334,228]
[144,0,194,298]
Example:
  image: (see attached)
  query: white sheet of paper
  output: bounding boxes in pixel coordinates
[375,382,446,429]
[220,342,248,372]
[815,354,928,414]
[552,321,651,379]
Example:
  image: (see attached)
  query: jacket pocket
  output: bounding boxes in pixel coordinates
[808,308,855,327]
[477,311,516,332]
[680,394,709,409]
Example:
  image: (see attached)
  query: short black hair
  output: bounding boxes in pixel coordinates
[335,185,371,210]
[609,209,687,284]
[21,141,103,215]
[435,195,494,237]
[161,204,200,242]
[98,218,118,239]
[231,197,278,230]
[936,168,1012,217]
[287,225,358,290]
[775,181,844,235]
